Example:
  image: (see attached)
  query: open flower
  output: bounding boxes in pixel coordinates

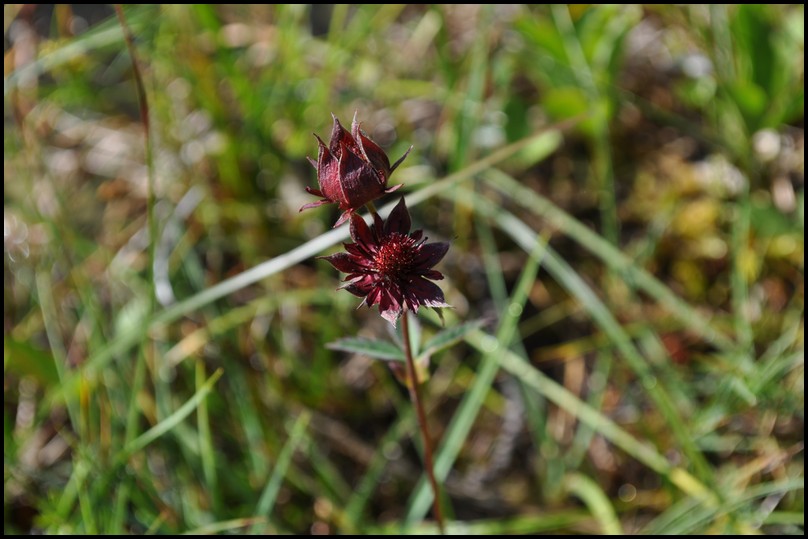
[320,198,449,325]
[300,113,412,227]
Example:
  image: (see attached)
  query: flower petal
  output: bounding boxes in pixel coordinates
[365,284,383,307]
[379,287,403,326]
[349,213,376,251]
[420,269,445,280]
[414,241,449,268]
[344,242,370,259]
[405,277,450,308]
[330,114,362,157]
[344,284,370,299]
[350,112,361,139]
[319,252,362,273]
[344,273,375,294]
[385,197,412,236]
[299,198,331,212]
[357,132,392,179]
[371,211,385,242]
[351,112,393,178]
[327,115,346,156]
[333,210,352,228]
[337,142,384,208]
[315,135,340,195]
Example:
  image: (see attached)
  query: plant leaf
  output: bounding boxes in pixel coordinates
[417,319,487,363]
[327,337,405,362]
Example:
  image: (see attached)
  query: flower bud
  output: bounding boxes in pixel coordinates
[300,113,411,227]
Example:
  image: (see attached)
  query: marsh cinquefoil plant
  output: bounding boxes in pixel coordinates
[304,115,448,533]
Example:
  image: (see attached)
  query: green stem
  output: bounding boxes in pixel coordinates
[365,200,380,220]
[401,310,445,534]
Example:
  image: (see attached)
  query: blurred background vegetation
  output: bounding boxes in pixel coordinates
[4,4,804,534]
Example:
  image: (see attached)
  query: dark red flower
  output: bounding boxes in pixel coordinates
[300,113,412,227]
[320,198,449,325]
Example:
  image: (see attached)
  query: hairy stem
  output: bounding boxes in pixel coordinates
[401,310,445,534]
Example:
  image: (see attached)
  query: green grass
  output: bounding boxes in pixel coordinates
[4,4,804,535]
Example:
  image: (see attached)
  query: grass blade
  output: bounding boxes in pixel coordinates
[250,412,311,534]
[182,517,266,535]
[565,473,623,535]
[123,368,223,456]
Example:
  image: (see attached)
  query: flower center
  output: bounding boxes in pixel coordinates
[374,233,416,277]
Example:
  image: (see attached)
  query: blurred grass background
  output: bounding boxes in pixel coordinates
[3,4,804,534]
